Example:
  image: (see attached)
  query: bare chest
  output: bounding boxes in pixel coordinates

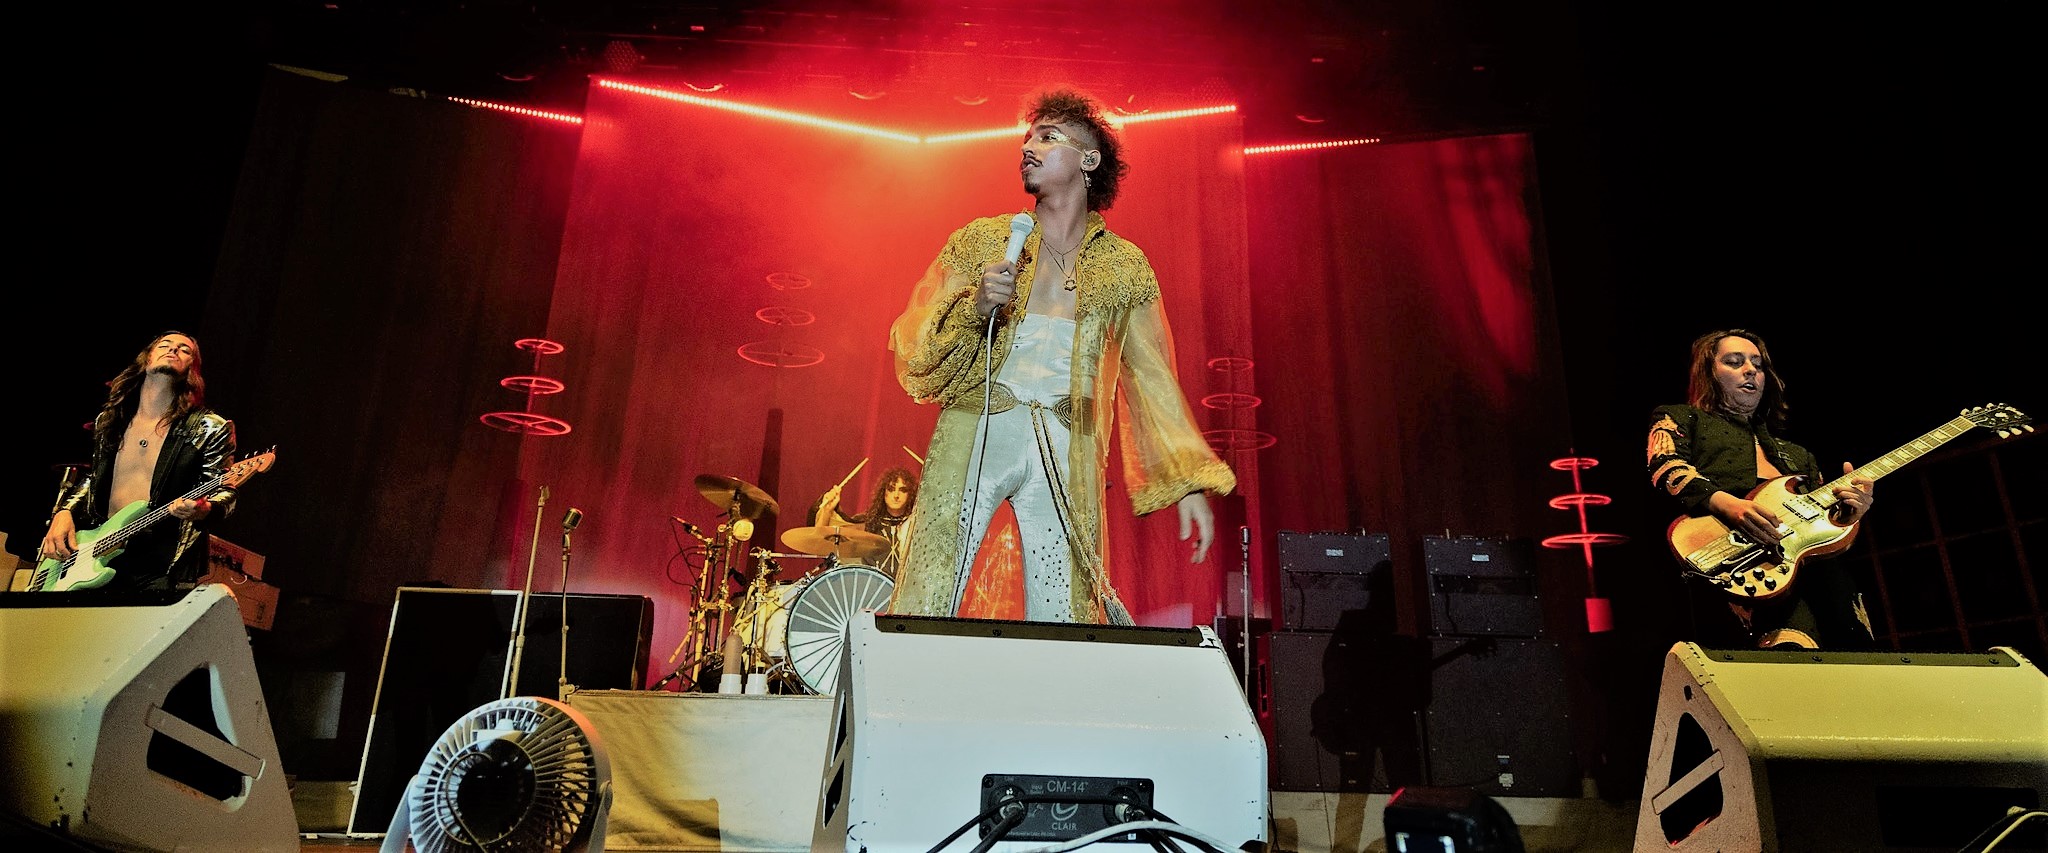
[1023,268,1080,320]
[110,421,167,508]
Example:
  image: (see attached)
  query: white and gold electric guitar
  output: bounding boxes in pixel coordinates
[1668,405,2030,600]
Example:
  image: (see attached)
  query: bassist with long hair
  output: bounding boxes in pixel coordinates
[36,331,238,593]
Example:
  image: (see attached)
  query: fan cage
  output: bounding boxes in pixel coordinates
[409,697,609,853]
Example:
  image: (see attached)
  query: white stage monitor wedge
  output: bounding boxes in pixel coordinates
[1636,642,2048,853]
[0,584,298,852]
[812,612,1268,852]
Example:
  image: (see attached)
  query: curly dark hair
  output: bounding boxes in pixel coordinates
[1024,88,1127,211]
[858,467,919,532]
[98,330,206,438]
[1686,328,1790,430]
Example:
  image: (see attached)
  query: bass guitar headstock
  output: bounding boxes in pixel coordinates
[224,446,279,488]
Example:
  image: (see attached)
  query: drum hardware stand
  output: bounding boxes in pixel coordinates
[653,502,753,691]
[729,549,834,691]
[653,531,728,691]
[732,551,782,677]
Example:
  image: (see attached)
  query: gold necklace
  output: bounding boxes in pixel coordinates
[1040,234,1081,291]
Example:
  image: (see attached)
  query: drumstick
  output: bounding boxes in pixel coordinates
[902,445,925,466]
[834,457,869,491]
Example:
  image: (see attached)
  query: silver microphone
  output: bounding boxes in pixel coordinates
[1004,212,1033,265]
[996,212,1034,321]
[562,507,584,531]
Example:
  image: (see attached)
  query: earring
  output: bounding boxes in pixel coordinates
[1084,173,1093,187]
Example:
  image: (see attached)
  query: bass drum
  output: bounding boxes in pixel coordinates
[777,564,896,695]
[730,581,802,665]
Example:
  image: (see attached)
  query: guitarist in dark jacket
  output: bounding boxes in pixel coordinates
[1646,328,1876,649]
[39,331,238,592]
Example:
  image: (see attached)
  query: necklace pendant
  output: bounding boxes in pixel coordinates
[139,438,148,448]
[1063,276,1077,291]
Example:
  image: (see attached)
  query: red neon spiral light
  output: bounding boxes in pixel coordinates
[1544,453,1626,632]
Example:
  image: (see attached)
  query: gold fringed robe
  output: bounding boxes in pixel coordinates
[887,211,1236,623]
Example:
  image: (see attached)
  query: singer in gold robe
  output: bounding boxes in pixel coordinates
[886,88,1235,624]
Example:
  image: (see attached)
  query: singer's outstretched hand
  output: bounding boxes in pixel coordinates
[977,261,1017,318]
[1177,492,1215,564]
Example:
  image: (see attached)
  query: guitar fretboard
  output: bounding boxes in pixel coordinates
[1810,415,1976,508]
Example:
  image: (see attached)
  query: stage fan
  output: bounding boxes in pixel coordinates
[380,696,612,853]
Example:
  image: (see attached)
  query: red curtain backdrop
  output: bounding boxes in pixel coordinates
[1244,134,1580,635]
[199,73,1579,702]
[520,79,1254,676]
[179,70,1589,777]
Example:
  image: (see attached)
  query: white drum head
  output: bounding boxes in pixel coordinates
[780,565,896,695]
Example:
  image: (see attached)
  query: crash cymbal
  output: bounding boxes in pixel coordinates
[695,474,779,519]
[780,524,890,561]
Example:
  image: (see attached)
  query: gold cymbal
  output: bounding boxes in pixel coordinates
[780,524,890,561]
[695,474,779,519]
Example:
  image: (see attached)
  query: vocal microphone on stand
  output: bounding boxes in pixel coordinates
[562,508,584,548]
[672,517,711,542]
[555,507,584,702]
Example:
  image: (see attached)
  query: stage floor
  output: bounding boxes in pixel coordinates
[292,792,1640,853]
[285,686,1642,852]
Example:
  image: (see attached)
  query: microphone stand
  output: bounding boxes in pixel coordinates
[1239,524,1253,703]
[558,512,580,702]
[502,485,548,700]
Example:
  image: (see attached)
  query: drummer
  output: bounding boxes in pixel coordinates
[809,466,919,579]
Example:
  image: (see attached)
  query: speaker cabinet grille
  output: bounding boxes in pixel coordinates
[1267,630,1426,793]
[1422,636,1577,797]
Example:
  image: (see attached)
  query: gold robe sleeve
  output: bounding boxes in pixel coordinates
[891,219,1011,406]
[1112,277,1237,516]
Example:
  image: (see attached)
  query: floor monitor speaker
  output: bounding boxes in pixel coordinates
[812,613,1268,851]
[1636,642,2048,852]
[0,585,298,851]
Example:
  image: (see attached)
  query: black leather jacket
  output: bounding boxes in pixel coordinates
[59,409,238,587]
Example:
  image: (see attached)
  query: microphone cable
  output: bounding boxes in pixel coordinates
[951,305,1002,613]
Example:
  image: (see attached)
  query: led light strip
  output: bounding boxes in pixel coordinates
[1242,137,1381,156]
[446,96,585,125]
[600,80,924,142]
[600,79,1236,144]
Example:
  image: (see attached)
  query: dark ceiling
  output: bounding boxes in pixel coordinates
[240,0,1577,140]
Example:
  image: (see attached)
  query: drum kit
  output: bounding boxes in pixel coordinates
[654,473,899,695]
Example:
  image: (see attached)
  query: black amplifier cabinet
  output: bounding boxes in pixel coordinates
[1422,636,1576,797]
[1423,536,1542,638]
[1278,531,1391,632]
